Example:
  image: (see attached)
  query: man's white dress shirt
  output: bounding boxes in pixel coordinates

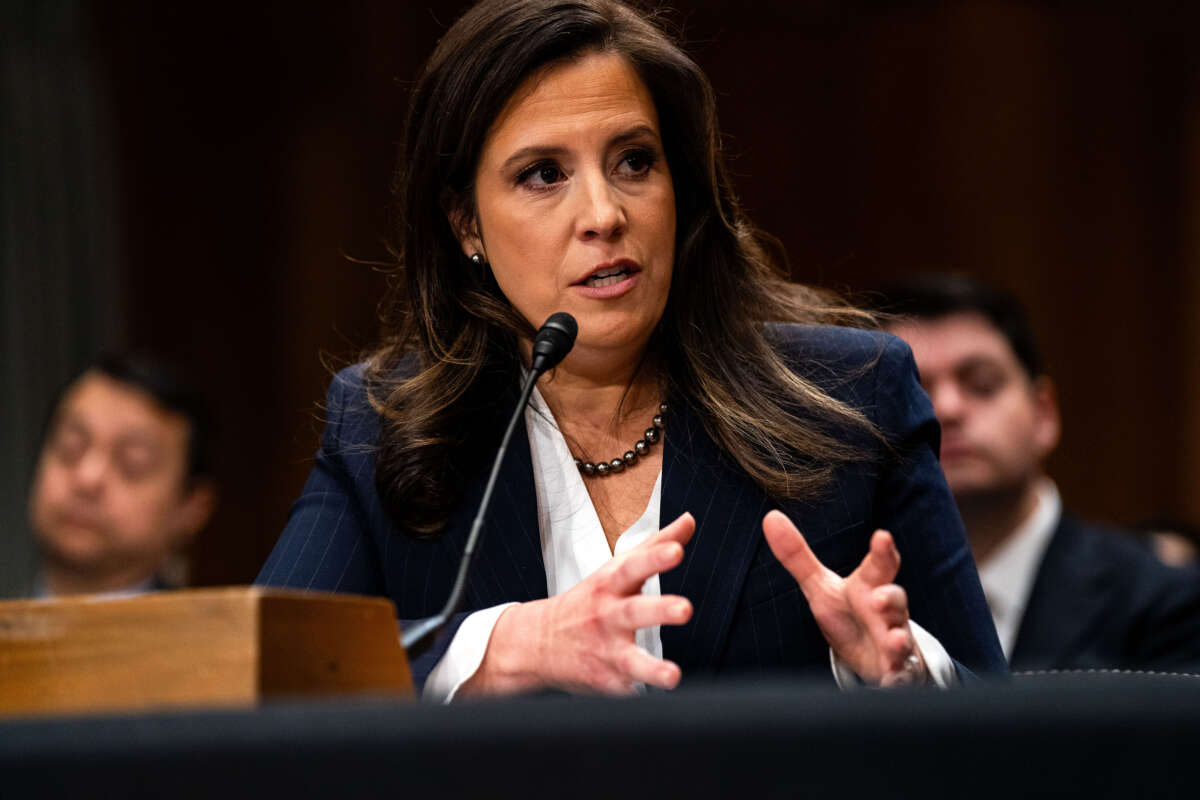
[31,575,157,600]
[424,388,955,701]
[976,479,1062,660]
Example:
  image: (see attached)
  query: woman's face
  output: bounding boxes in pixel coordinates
[464,51,676,370]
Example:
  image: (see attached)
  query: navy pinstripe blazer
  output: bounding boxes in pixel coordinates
[257,324,1006,690]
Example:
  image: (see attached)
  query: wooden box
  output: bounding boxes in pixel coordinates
[0,587,413,716]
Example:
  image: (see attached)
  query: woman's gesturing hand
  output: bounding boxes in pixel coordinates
[762,510,928,687]
[466,513,696,696]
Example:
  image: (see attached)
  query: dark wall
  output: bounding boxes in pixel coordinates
[90,2,461,584]
[87,1,1200,585]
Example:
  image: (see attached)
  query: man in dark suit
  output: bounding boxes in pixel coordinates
[879,276,1200,672]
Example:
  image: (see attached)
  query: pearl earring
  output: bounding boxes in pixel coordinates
[470,253,484,266]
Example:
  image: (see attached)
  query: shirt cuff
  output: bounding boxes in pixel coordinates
[421,602,518,703]
[829,619,958,689]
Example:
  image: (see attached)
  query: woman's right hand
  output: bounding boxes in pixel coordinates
[462,512,696,696]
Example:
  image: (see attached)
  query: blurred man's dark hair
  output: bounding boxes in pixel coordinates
[88,353,214,482]
[868,275,1044,380]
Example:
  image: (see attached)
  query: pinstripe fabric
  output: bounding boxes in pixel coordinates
[257,325,1006,690]
[675,325,1007,680]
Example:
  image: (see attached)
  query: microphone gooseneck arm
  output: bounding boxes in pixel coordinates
[399,369,539,654]
[401,312,577,656]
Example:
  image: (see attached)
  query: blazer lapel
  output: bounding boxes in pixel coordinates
[659,392,768,673]
[440,399,548,610]
[1009,514,1111,670]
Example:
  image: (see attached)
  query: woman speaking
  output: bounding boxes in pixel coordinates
[258,0,1005,698]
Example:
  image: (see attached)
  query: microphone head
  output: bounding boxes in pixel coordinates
[530,312,578,373]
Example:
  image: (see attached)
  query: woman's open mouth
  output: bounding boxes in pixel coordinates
[583,265,635,287]
[573,259,642,298]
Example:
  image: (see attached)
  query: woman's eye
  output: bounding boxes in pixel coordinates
[617,148,657,177]
[516,162,564,188]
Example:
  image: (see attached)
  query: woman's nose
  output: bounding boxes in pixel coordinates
[575,171,626,240]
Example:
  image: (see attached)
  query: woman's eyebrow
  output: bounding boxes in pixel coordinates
[608,124,661,147]
[500,145,568,173]
[499,124,662,173]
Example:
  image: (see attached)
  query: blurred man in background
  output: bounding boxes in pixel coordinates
[27,355,216,598]
[876,276,1200,673]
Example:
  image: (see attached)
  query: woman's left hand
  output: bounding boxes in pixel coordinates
[762,510,928,687]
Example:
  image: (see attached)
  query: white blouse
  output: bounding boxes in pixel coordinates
[423,388,954,701]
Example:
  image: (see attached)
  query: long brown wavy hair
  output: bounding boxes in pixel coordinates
[367,0,879,538]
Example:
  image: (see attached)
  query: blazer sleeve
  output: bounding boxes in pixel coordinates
[256,368,388,594]
[870,335,1008,677]
[256,369,471,692]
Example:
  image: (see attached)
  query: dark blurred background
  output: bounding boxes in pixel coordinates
[3,0,1198,594]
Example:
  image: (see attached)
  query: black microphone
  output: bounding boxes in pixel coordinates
[401,312,578,655]
[530,312,578,372]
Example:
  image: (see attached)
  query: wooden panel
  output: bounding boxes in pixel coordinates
[0,588,412,717]
[1181,93,1200,521]
[0,588,259,715]
[259,592,412,699]
[83,1,1200,590]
